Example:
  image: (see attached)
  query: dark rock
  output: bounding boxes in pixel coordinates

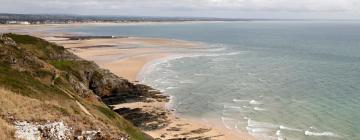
[166,127,181,131]
[160,134,166,138]
[190,128,211,134]
[114,107,168,131]
[168,138,187,140]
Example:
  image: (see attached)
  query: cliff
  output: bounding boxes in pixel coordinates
[0,33,165,140]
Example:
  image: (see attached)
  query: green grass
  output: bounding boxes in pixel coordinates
[49,60,97,81]
[4,33,40,44]
[49,60,77,70]
[96,105,117,119]
[0,66,69,100]
[49,60,83,79]
[4,33,66,60]
[33,70,53,78]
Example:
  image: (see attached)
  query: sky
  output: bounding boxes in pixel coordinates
[1,0,360,19]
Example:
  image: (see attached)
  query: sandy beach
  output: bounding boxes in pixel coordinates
[45,35,255,140]
[46,36,202,81]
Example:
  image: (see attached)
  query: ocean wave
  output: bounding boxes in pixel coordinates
[254,107,266,111]
[188,51,243,58]
[206,47,227,52]
[179,80,194,84]
[164,95,175,110]
[249,100,262,105]
[221,111,237,117]
[247,72,256,76]
[221,116,237,129]
[246,127,273,133]
[276,130,281,136]
[247,119,279,129]
[165,86,178,90]
[224,105,243,109]
[242,106,250,108]
[279,125,302,132]
[211,57,229,62]
[138,45,242,82]
[246,120,294,140]
[304,130,340,137]
[221,116,236,121]
[160,81,170,84]
[220,52,243,56]
[276,130,287,140]
[194,73,212,76]
[233,99,249,102]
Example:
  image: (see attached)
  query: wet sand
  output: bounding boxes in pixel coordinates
[46,36,201,81]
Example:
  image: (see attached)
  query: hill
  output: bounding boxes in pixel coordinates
[0,33,160,140]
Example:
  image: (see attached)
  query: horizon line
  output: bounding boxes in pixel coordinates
[1,13,360,21]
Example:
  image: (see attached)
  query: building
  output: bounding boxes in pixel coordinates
[6,21,31,25]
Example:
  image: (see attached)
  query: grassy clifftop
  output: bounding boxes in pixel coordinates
[0,33,151,140]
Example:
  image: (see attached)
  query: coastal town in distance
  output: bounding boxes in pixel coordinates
[0,13,255,25]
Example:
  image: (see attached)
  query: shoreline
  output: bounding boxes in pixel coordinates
[46,36,203,81]
[134,54,256,140]
[46,35,255,140]
[0,24,255,139]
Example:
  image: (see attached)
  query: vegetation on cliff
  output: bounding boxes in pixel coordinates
[0,33,154,140]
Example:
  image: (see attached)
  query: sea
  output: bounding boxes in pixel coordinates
[58,21,360,140]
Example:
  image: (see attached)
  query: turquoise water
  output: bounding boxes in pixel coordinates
[62,21,360,140]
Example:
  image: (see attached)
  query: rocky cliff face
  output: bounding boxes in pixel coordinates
[0,33,159,140]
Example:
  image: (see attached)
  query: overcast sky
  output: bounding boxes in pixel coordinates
[1,0,360,19]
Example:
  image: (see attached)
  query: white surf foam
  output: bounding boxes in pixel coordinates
[247,127,272,133]
[249,100,262,105]
[165,86,178,90]
[194,73,212,76]
[254,107,267,111]
[242,105,250,108]
[246,119,290,140]
[276,130,287,140]
[179,80,194,84]
[221,116,236,121]
[247,119,279,129]
[279,125,302,132]
[211,57,229,62]
[233,99,249,102]
[221,116,236,129]
[304,130,340,137]
[276,130,281,136]
[224,105,243,110]
[189,51,244,58]
[206,47,226,52]
[160,81,170,84]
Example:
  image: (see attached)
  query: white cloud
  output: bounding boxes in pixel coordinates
[0,0,360,18]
